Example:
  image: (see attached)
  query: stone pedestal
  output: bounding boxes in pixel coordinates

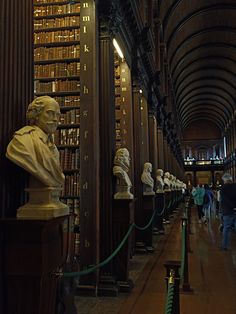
[113,199,134,292]
[0,215,69,314]
[164,191,171,223]
[155,193,165,233]
[17,187,69,219]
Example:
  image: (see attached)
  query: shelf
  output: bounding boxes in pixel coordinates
[34,1,80,7]
[34,57,80,65]
[57,123,80,129]
[34,12,80,20]
[35,91,80,96]
[60,105,80,111]
[63,169,80,174]
[34,25,79,33]
[35,76,80,82]
[60,195,80,200]
[34,40,80,48]
[57,144,80,149]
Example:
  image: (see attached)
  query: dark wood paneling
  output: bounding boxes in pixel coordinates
[79,0,100,285]
[0,0,33,217]
[98,23,116,278]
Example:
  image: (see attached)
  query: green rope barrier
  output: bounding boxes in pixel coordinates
[63,223,135,278]
[62,207,159,278]
[134,209,156,231]
[164,282,175,314]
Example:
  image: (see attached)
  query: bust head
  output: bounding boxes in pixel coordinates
[27,96,60,135]
[143,162,152,173]
[164,171,170,179]
[141,162,154,195]
[114,148,130,172]
[156,168,163,177]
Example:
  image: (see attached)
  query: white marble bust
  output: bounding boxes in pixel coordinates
[141,162,155,195]
[113,148,133,199]
[6,96,68,219]
[169,174,174,191]
[164,171,171,192]
[156,168,164,193]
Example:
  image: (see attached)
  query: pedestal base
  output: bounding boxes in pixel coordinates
[17,187,69,219]
[97,275,119,297]
[135,241,147,254]
[76,285,97,297]
[117,279,134,293]
[0,216,69,314]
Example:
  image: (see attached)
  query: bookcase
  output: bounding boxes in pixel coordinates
[33,0,81,257]
[114,52,134,155]
[114,50,134,182]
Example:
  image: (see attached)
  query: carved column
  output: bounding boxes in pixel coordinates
[0,0,33,219]
[96,10,117,295]
[163,135,169,171]
[132,84,144,251]
[148,114,158,176]
[78,0,100,291]
[0,2,33,310]
[140,96,150,166]
[157,125,165,170]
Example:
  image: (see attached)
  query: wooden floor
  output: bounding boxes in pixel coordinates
[76,206,236,313]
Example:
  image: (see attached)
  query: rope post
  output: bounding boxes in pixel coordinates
[164,261,181,314]
[181,218,192,292]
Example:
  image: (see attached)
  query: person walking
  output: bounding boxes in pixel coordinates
[220,173,236,250]
[192,184,206,223]
[203,184,214,220]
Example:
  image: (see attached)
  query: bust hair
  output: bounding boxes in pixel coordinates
[114,148,129,165]
[144,162,152,171]
[26,96,54,124]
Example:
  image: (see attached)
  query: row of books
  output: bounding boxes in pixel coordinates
[62,173,80,196]
[35,79,80,92]
[34,29,80,44]
[61,198,80,215]
[34,4,80,17]
[59,148,80,171]
[34,16,80,30]
[115,66,120,77]
[60,108,80,124]
[35,45,80,60]
[55,128,80,146]
[74,233,80,256]
[61,173,80,197]
[35,62,80,78]
[34,0,80,4]
[55,95,80,107]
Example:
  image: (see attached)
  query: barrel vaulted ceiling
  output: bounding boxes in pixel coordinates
[158,0,236,133]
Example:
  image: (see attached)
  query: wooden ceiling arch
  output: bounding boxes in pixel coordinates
[159,1,236,131]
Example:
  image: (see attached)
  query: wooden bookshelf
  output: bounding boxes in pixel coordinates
[33,0,81,257]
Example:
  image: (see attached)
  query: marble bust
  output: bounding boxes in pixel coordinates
[113,148,133,199]
[156,168,164,193]
[164,171,171,192]
[169,174,174,191]
[141,162,155,195]
[6,96,68,219]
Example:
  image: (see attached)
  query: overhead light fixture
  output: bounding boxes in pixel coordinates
[113,38,124,59]
[139,89,143,94]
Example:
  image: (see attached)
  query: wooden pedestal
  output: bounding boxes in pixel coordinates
[142,195,155,252]
[0,216,69,314]
[113,199,134,292]
[155,193,165,233]
[164,191,171,222]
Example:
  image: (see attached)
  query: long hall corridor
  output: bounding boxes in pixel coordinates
[76,206,236,314]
